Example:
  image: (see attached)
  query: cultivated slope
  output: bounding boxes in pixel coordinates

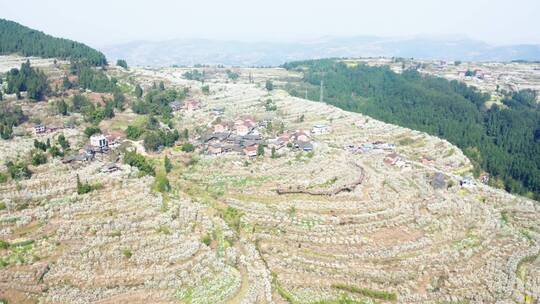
[0,63,539,303]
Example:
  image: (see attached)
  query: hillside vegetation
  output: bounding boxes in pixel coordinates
[283,59,540,200]
[0,19,107,66]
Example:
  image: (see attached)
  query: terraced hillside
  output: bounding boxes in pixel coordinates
[1,60,539,303]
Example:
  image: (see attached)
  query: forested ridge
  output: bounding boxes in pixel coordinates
[0,19,107,66]
[283,59,540,200]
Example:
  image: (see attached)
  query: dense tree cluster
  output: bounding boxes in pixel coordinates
[5,160,31,180]
[69,61,117,93]
[31,150,47,166]
[0,104,26,139]
[33,137,66,158]
[126,125,144,140]
[69,93,122,124]
[116,59,128,69]
[123,150,155,176]
[143,129,180,151]
[132,84,186,120]
[6,60,49,100]
[183,69,205,81]
[83,126,101,137]
[0,19,107,66]
[284,59,540,199]
[226,69,239,81]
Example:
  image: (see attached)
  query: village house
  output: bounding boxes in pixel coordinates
[213,123,228,133]
[205,132,231,144]
[184,100,200,112]
[62,152,93,164]
[234,119,255,136]
[101,163,120,173]
[311,124,330,135]
[222,144,243,154]
[294,130,310,142]
[421,155,435,165]
[373,141,396,150]
[384,152,403,166]
[105,131,124,148]
[90,134,109,152]
[243,144,258,157]
[211,107,225,116]
[268,137,286,150]
[207,144,223,155]
[243,117,256,127]
[295,141,313,152]
[170,101,182,112]
[460,176,475,188]
[47,126,63,133]
[361,143,374,151]
[279,132,292,143]
[34,124,46,134]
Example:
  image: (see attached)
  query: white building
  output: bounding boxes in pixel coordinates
[34,124,46,134]
[311,124,330,135]
[90,134,108,151]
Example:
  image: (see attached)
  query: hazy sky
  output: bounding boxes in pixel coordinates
[1,0,539,47]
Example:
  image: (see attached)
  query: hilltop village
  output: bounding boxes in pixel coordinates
[0,55,539,304]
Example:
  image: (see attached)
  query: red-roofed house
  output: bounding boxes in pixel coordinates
[243,144,258,157]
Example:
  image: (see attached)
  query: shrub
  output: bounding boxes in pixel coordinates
[164,156,172,173]
[6,161,31,180]
[257,144,264,156]
[34,139,47,151]
[122,249,132,258]
[56,99,68,115]
[222,206,243,233]
[134,84,143,98]
[181,143,195,152]
[123,151,155,176]
[31,151,47,166]
[265,80,273,91]
[126,125,144,140]
[0,172,7,183]
[58,134,70,149]
[49,145,64,158]
[0,240,9,249]
[84,126,101,137]
[201,85,210,95]
[76,174,100,194]
[154,172,171,193]
[265,98,277,111]
[201,234,212,246]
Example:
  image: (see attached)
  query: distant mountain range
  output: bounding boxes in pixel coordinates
[101,36,540,67]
